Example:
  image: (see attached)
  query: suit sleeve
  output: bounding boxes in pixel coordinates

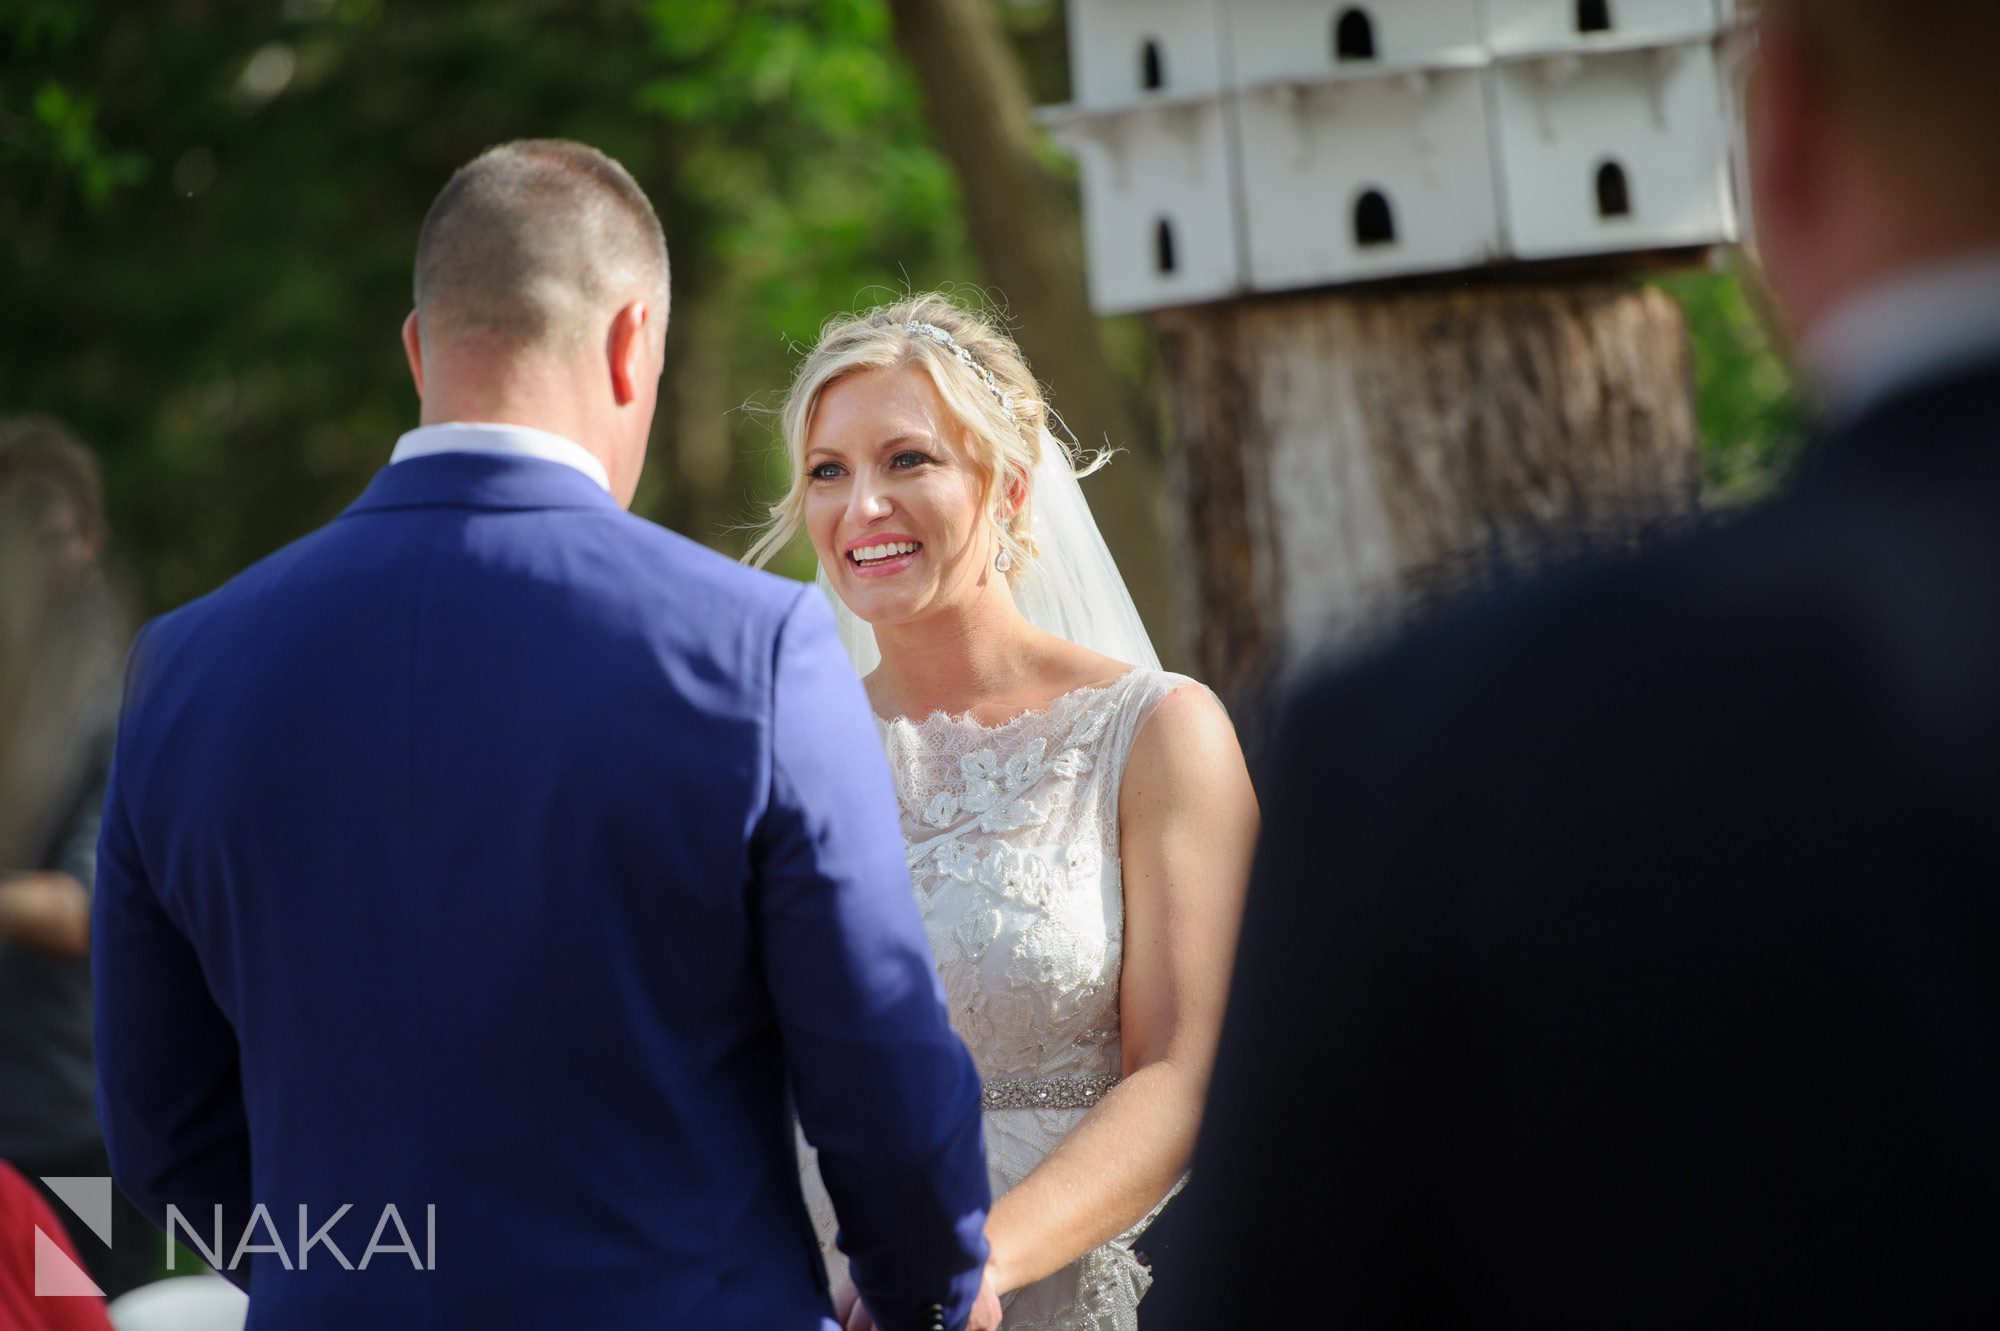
[753,590,991,1331]
[92,629,255,1291]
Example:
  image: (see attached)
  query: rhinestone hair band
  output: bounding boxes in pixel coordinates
[905,320,1018,413]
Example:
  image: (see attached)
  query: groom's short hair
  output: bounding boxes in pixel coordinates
[413,139,670,350]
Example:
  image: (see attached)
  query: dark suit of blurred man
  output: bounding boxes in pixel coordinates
[1165,3,2000,1326]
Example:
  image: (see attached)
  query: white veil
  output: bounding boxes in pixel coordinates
[815,424,1161,676]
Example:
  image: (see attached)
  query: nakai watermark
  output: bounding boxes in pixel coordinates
[166,1201,439,1274]
[32,1177,437,1297]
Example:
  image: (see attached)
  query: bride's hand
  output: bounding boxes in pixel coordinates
[831,1279,870,1330]
[966,1262,1004,1331]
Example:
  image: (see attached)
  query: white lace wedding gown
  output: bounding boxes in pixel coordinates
[798,667,1197,1331]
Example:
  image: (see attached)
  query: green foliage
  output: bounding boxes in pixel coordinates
[1,0,973,611]
[22,80,147,204]
[1,5,147,217]
[1650,264,1809,508]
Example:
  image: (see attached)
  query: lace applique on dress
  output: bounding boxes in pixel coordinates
[798,668,1199,1330]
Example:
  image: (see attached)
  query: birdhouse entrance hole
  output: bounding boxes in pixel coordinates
[1578,0,1613,33]
[1140,39,1166,91]
[1154,218,1178,273]
[1596,161,1632,218]
[1354,190,1396,247]
[1335,8,1378,62]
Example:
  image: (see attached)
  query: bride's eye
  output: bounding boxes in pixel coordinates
[806,461,846,481]
[890,451,932,470]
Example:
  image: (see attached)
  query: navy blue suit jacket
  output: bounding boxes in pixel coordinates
[93,453,990,1330]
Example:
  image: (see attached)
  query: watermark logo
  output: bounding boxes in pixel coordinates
[27,1177,436,1295]
[35,1176,109,1298]
[166,1202,436,1273]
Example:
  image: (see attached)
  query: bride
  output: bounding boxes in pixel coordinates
[749,294,1259,1330]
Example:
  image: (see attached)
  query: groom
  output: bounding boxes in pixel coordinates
[93,140,997,1330]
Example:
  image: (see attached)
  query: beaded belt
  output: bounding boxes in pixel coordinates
[982,1073,1120,1111]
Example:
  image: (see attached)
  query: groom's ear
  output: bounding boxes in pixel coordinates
[401,311,426,397]
[607,299,654,407]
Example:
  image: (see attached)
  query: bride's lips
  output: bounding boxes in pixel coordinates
[844,533,923,579]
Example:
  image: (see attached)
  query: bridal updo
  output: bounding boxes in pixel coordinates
[747,294,1068,572]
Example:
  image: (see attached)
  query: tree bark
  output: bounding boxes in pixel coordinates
[885,0,1179,661]
[1155,280,1701,728]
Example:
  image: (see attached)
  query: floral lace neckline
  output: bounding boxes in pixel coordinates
[874,670,1139,738]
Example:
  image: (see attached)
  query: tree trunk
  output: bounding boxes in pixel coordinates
[639,290,739,549]
[1155,280,1701,729]
[885,0,1179,662]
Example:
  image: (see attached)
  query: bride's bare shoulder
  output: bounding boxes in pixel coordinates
[1032,634,1136,695]
[1120,677,1257,847]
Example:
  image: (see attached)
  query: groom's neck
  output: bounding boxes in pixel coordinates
[417,348,603,454]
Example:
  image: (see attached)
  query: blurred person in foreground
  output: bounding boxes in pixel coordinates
[0,417,155,1299]
[91,139,995,1331]
[1163,1,2000,1325]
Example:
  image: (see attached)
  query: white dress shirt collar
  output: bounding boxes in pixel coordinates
[1805,251,2000,425]
[389,421,611,493]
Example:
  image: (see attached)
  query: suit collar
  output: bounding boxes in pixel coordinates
[342,451,625,517]
[390,421,611,492]
[1806,252,2000,427]
[1809,355,2000,478]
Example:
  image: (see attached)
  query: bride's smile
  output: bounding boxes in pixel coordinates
[844,535,922,576]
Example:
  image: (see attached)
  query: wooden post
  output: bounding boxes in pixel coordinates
[1155,279,1701,720]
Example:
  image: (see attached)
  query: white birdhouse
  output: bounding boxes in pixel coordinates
[1236,68,1505,287]
[1491,40,1738,260]
[1228,2,1486,87]
[1067,0,1229,107]
[1483,0,1721,55]
[1044,0,1245,315]
[1057,102,1245,316]
[1046,0,1748,314]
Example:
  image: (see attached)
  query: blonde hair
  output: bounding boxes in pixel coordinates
[747,293,1093,572]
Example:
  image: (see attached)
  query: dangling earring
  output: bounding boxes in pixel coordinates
[994,543,1013,574]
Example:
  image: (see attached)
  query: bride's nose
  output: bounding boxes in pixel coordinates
[846,477,894,525]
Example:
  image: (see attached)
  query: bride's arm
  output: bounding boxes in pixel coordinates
[982,683,1259,1297]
